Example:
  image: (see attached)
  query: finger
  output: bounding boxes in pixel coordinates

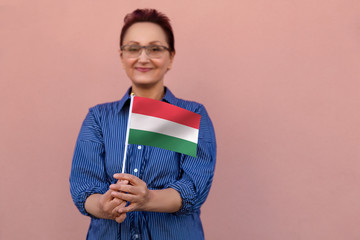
[105,189,115,199]
[108,197,125,214]
[111,199,127,212]
[101,196,118,213]
[100,190,115,204]
[117,179,129,185]
[115,213,127,223]
[113,173,139,185]
[110,183,136,193]
[109,183,122,191]
[111,191,136,202]
[109,179,133,191]
[111,200,128,217]
[108,198,126,218]
[112,205,121,216]
[118,204,137,214]
[109,197,122,207]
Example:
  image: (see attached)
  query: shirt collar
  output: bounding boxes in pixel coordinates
[116,86,177,112]
[162,87,177,105]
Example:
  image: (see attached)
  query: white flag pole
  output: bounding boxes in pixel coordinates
[121,93,135,173]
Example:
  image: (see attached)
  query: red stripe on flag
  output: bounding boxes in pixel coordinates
[132,96,201,129]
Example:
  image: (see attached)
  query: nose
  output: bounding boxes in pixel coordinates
[138,48,150,62]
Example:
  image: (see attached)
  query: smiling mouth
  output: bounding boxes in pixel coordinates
[135,67,152,72]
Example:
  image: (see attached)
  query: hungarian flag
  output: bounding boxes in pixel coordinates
[128,96,201,157]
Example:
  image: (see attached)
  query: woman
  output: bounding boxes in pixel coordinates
[70,9,216,240]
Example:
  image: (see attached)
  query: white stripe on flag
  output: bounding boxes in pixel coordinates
[130,113,199,143]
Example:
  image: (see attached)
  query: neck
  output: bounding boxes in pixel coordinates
[131,84,165,100]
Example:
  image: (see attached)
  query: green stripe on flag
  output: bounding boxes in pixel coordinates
[129,129,197,157]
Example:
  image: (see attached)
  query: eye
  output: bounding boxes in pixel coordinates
[127,45,141,52]
[148,46,163,52]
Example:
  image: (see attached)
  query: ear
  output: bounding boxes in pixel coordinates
[167,52,175,70]
[119,50,126,69]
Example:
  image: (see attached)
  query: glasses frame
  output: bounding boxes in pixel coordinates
[120,44,171,59]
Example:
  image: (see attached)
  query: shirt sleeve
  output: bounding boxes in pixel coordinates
[69,107,109,216]
[165,104,217,215]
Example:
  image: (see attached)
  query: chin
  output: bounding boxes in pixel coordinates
[131,77,162,85]
[132,80,162,89]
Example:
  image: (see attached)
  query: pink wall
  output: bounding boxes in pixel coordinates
[1,0,360,239]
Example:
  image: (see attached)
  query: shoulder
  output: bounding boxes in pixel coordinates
[89,100,123,116]
[84,100,125,126]
[171,97,205,114]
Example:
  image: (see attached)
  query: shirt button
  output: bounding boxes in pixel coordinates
[134,168,138,173]
[137,146,142,150]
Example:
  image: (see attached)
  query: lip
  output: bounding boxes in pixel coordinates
[135,67,152,72]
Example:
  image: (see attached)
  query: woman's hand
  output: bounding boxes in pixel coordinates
[98,190,127,223]
[84,181,129,223]
[110,174,151,214]
[110,173,182,214]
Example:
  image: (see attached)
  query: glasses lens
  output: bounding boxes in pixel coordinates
[122,45,167,58]
[146,46,165,58]
[124,45,141,58]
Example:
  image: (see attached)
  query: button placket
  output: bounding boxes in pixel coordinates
[132,145,143,176]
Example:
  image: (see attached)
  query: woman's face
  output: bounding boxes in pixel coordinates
[121,22,174,89]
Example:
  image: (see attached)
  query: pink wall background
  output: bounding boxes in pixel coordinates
[1,0,360,239]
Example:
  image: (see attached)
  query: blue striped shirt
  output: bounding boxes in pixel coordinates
[70,88,216,240]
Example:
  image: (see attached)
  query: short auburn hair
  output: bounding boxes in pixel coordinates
[120,9,175,53]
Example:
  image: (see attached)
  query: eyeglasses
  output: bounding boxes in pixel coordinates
[120,44,170,59]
